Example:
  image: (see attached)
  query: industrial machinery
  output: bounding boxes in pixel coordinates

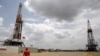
[86,20,98,51]
[3,3,25,47]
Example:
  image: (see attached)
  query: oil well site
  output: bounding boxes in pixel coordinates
[0,1,100,56]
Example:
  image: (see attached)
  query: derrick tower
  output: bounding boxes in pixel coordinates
[86,20,98,51]
[3,3,24,47]
[13,3,23,40]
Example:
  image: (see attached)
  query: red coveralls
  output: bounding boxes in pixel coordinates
[23,48,30,56]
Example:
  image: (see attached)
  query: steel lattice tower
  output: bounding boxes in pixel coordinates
[86,20,98,51]
[3,3,25,47]
[13,3,23,40]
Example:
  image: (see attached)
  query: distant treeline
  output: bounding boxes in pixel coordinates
[38,49,87,52]
[38,49,100,52]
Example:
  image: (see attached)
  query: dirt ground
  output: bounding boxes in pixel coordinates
[0,52,100,56]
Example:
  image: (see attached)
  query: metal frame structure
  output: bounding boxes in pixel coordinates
[3,3,25,47]
[86,20,98,51]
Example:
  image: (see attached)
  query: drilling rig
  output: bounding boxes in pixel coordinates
[3,3,25,47]
[86,20,98,51]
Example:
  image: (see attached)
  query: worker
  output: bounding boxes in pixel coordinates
[23,48,30,56]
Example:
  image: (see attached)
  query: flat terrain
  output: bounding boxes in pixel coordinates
[0,52,100,56]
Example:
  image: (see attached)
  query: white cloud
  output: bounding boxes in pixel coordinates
[24,18,36,22]
[0,17,13,45]
[24,0,100,22]
[0,17,3,26]
[24,1,34,12]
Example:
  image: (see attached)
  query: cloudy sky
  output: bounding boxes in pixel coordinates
[0,0,100,50]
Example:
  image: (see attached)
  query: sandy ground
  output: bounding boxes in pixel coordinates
[0,52,100,56]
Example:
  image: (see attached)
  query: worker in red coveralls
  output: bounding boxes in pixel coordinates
[23,48,30,56]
